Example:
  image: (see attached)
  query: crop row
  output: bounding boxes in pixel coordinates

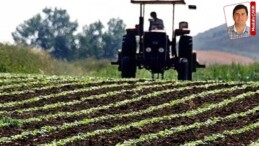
[0,82,257,145]
[0,82,174,115]
[0,73,151,89]
[183,119,259,146]
[0,81,185,128]
[0,74,79,84]
[120,105,259,146]
[0,81,95,97]
[1,81,216,111]
[0,81,202,126]
[249,138,259,146]
[0,81,154,109]
[0,73,258,145]
[0,74,118,92]
[0,77,157,97]
[0,73,148,83]
[44,88,259,145]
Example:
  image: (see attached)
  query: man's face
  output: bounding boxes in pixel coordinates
[233,8,248,26]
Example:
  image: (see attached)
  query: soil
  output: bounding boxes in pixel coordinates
[0,79,258,146]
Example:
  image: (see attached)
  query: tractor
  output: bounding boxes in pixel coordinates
[112,0,205,80]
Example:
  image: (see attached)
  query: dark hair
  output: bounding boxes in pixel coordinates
[150,11,157,18]
[233,4,248,16]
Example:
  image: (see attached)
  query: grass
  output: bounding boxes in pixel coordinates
[76,59,259,81]
[0,43,85,76]
[194,63,259,81]
[0,43,258,81]
[74,59,178,79]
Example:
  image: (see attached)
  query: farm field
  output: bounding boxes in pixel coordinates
[0,73,258,145]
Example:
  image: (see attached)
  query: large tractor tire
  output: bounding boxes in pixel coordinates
[122,34,137,57]
[121,56,136,78]
[177,58,191,80]
[178,36,193,80]
[179,36,193,58]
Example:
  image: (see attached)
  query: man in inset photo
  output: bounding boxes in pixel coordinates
[227,4,250,39]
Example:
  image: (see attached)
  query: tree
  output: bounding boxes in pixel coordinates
[12,7,78,60]
[103,18,126,59]
[77,18,126,59]
[76,21,104,59]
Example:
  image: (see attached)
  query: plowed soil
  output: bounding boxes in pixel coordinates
[0,76,258,146]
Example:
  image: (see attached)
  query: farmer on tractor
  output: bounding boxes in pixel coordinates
[149,11,164,31]
[111,0,205,80]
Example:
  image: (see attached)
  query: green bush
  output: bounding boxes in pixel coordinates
[0,43,85,76]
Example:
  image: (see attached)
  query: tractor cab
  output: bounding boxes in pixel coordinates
[112,0,205,80]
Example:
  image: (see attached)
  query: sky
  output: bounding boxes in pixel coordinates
[0,0,258,43]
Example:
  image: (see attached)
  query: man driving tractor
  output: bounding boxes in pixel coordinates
[149,11,164,31]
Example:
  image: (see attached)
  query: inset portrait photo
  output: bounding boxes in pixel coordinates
[224,2,255,40]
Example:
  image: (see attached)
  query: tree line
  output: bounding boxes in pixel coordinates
[12,7,126,61]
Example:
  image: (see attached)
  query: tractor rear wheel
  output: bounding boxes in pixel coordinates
[177,58,191,80]
[121,56,136,78]
[178,35,193,80]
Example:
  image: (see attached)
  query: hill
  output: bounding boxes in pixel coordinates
[196,50,255,65]
[193,13,259,60]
